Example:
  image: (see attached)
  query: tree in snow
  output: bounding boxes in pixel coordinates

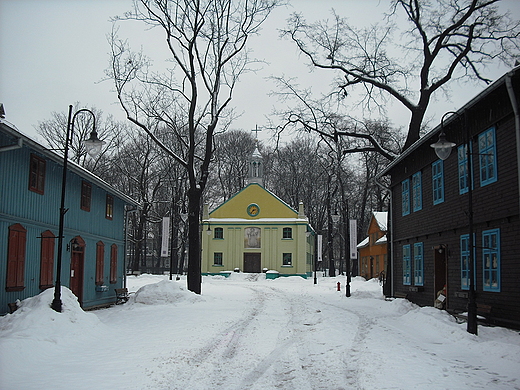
[107,0,279,294]
[282,0,520,151]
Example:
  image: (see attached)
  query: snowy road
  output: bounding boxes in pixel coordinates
[1,274,520,390]
[155,283,360,390]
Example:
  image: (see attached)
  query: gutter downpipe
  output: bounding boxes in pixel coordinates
[505,71,520,214]
[374,174,393,298]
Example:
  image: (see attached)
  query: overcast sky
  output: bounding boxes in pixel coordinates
[1,0,520,145]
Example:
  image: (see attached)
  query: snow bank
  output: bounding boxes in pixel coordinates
[129,280,204,305]
[0,287,102,341]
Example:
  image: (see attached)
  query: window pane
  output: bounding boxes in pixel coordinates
[214,253,223,266]
[479,128,497,186]
[482,229,500,292]
[283,253,292,266]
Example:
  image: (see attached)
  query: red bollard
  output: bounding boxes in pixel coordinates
[337,281,341,291]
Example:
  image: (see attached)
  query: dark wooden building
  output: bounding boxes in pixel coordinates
[379,67,520,329]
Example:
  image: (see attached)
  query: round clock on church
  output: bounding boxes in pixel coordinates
[247,203,260,217]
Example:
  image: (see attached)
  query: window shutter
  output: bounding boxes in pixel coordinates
[7,224,26,291]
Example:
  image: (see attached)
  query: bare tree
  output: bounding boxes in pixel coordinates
[36,103,123,174]
[272,76,401,160]
[283,0,520,150]
[207,130,257,206]
[107,0,279,293]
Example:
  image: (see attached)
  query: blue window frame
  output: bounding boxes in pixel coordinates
[482,229,500,292]
[413,243,424,286]
[460,234,476,290]
[432,160,444,205]
[479,127,497,186]
[457,144,473,194]
[403,244,411,285]
[402,179,410,216]
[412,172,422,212]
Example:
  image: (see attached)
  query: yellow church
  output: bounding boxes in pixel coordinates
[201,146,315,279]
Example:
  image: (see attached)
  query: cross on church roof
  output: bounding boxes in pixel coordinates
[252,125,261,140]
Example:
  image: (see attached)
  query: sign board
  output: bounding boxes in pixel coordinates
[161,217,170,257]
[349,219,357,259]
[317,235,323,262]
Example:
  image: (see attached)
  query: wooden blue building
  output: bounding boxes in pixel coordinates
[0,115,138,314]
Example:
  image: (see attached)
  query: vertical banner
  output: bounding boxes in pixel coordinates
[349,219,357,259]
[161,217,170,257]
[317,235,323,262]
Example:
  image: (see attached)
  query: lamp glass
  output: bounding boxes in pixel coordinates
[84,131,105,157]
[430,133,456,161]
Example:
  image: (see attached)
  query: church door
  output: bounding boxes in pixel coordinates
[243,253,261,273]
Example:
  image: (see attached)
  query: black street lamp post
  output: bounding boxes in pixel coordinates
[51,105,105,313]
[431,111,478,335]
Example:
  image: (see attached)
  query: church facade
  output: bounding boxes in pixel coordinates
[201,146,315,278]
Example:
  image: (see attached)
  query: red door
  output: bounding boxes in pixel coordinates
[69,237,85,305]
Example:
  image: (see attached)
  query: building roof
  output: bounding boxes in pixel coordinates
[379,66,520,177]
[373,211,388,231]
[375,234,387,245]
[209,183,299,219]
[357,237,369,248]
[0,118,139,207]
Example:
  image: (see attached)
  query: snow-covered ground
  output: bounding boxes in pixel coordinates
[1,273,519,390]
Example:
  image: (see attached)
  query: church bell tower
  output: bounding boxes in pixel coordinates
[247,145,263,186]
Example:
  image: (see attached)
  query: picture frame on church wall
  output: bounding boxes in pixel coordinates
[244,227,261,248]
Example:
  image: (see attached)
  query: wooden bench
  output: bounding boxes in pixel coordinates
[385,291,408,301]
[115,288,131,305]
[452,303,493,324]
[8,302,18,313]
[394,291,408,299]
[477,303,492,318]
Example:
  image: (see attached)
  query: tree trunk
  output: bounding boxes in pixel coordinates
[326,176,335,277]
[403,99,429,150]
[187,186,202,294]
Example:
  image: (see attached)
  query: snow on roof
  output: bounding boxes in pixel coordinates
[205,218,308,223]
[376,234,387,245]
[373,211,388,231]
[357,237,369,248]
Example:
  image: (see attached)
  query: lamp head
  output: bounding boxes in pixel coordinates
[84,130,105,157]
[430,131,456,160]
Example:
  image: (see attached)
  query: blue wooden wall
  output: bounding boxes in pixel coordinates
[0,127,136,314]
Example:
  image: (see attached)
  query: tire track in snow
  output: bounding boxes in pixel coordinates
[238,285,360,390]
[281,286,362,390]
[149,285,268,389]
[149,282,363,390]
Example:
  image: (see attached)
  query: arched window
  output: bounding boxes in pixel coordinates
[214,227,224,239]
